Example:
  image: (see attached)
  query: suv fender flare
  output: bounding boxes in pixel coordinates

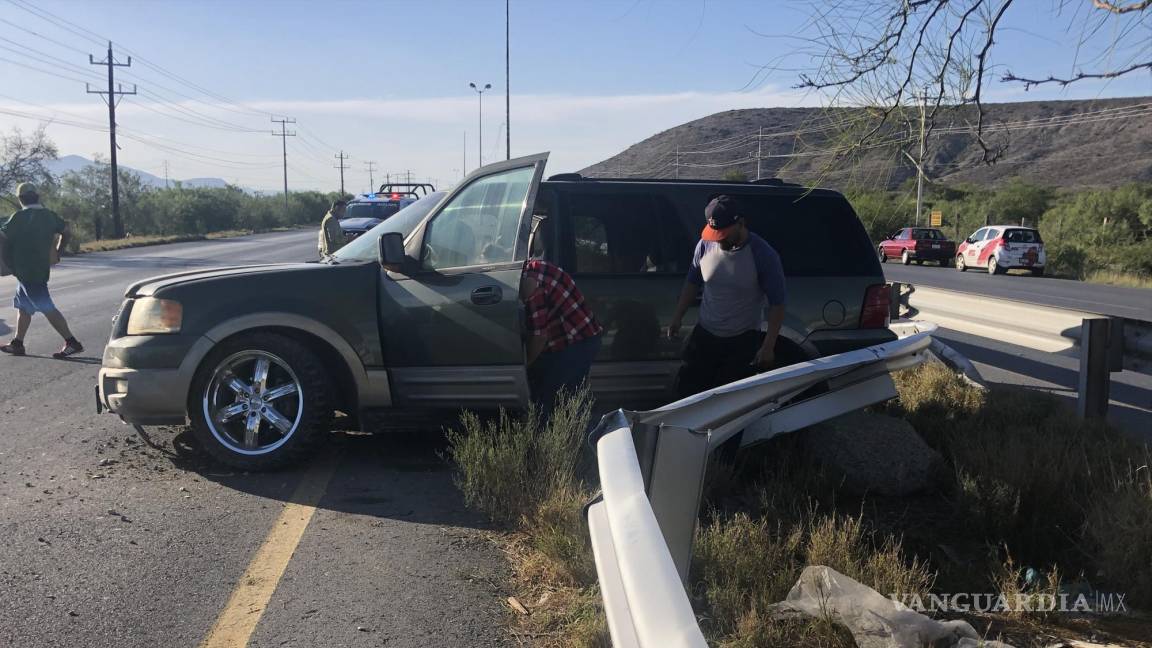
[183,312,390,409]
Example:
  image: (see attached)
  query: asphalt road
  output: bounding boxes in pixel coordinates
[0,230,511,648]
[883,262,1152,320]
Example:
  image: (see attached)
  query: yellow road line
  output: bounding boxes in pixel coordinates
[199,454,339,648]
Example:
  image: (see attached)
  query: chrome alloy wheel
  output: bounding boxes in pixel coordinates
[202,350,303,455]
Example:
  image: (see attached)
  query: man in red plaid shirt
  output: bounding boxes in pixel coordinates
[520,259,603,414]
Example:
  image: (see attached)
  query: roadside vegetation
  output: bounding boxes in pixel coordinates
[448,364,1151,647]
[851,181,1152,286]
[445,389,609,647]
[2,128,340,251]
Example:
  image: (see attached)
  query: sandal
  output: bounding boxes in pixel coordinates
[52,339,84,359]
[0,340,25,356]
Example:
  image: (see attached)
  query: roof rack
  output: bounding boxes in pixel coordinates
[545,173,799,187]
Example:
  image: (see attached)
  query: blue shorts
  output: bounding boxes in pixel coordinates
[13,282,57,314]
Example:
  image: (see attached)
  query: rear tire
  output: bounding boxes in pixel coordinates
[189,332,332,470]
[1031,267,1045,277]
[988,256,1005,275]
[878,247,887,263]
[901,250,911,265]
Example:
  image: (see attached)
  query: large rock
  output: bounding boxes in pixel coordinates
[801,411,944,496]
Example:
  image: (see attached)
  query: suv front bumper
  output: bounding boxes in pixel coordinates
[97,333,208,426]
[97,366,189,425]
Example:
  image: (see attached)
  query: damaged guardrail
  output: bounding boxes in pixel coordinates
[585,324,936,648]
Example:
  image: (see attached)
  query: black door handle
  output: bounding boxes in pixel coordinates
[471,285,503,305]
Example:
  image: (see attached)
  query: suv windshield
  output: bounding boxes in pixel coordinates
[345,202,401,221]
[333,192,447,262]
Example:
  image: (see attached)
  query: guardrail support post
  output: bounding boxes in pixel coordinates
[1077,318,1111,419]
[642,423,710,584]
[1107,318,1125,373]
[889,282,902,321]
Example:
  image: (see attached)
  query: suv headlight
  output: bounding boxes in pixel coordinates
[126,297,183,335]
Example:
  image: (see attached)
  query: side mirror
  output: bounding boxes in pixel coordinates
[378,232,406,270]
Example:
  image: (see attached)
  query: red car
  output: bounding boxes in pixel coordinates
[877,228,956,266]
[955,225,1046,275]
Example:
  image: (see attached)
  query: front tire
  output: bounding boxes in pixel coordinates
[190,333,331,470]
[938,258,949,267]
[956,255,967,272]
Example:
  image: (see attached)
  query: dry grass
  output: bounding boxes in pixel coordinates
[76,226,304,253]
[1085,269,1152,289]
[78,230,251,252]
[694,504,934,645]
[888,362,1152,608]
[446,388,608,646]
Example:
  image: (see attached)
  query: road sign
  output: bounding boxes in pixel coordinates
[930,210,942,227]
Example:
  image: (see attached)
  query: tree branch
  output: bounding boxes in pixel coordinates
[1092,0,1151,14]
[1001,60,1152,88]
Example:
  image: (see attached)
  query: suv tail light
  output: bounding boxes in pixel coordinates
[861,284,891,329]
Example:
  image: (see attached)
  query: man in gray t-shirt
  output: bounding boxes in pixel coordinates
[668,195,787,398]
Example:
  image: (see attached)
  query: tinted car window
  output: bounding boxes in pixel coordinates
[1005,229,1042,243]
[912,229,945,240]
[564,192,688,274]
[732,193,880,276]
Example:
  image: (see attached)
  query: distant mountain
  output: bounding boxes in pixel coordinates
[581,97,1152,189]
[45,155,230,190]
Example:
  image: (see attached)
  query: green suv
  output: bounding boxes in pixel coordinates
[97,153,893,469]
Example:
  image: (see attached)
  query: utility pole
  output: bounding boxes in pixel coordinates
[463,131,467,179]
[755,126,763,181]
[674,146,680,179]
[915,89,927,227]
[334,151,350,195]
[405,170,412,184]
[162,160,170,189]
[87,41,135,239]
[364,161,376,192]
[506,0,511,160]
[271,117,296,213]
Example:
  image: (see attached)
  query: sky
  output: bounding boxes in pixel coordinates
[1,0,1149,193]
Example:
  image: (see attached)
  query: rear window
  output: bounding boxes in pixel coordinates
[552,185,880,277]
[345,202,401,220]
[912,229,946,240]
[732,193,881,276]
[1004,228,1042,244]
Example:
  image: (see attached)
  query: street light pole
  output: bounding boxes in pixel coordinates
[469,82,491,169]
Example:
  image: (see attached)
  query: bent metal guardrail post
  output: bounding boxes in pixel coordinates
[585,324,937,648]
